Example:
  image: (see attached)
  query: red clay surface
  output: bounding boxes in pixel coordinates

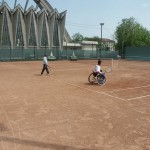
[0,59,150,150]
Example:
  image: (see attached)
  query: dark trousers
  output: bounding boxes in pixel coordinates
[41,64,49,75]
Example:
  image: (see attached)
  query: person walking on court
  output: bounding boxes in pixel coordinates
[41,54,49,75]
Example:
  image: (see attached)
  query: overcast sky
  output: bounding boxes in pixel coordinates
[4,0,150,40]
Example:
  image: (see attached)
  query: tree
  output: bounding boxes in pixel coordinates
[84,36,99,42]
[115,17,150,56]
[72,33,84,42]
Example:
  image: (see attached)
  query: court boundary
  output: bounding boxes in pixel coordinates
[51,76,150,101]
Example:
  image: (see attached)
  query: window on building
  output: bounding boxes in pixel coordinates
[2,11,10,46]
[41,15,48,46]
[29,14,36,46]
[53,17,59,47]
[16,12,23,46]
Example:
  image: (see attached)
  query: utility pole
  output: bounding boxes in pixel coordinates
[100,23,104,58]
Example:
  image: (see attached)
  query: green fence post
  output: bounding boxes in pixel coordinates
[10,41,11,60]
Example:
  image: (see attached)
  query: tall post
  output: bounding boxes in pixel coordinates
[22,41,24,60]
[0,11,2,51]
[100,23,104,58]
[10,41,11,60]
[66,42,68,60]
[45,39,46,55]
[34,41,36,59]
[121,41,123,56]
[24,0,29,11]
[14,0,17,9]
[92,43,93,58]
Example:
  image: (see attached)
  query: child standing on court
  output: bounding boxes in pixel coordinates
[41,54,49,75]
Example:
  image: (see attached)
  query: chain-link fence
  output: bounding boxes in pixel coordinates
[0,48,118,61]
[125,46,150,61]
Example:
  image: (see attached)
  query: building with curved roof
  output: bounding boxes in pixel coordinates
[0,0,71,50]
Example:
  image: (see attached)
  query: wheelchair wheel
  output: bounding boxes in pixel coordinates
[88,73,96,84]
[97,74,106,86]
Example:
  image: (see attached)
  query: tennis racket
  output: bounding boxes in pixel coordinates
[104,67,112,73]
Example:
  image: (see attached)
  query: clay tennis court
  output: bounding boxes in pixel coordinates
[0,59,150,150]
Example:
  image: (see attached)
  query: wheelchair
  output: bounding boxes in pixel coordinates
[88,72,106,86]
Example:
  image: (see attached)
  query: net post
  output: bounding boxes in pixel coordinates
[111,58,114,69]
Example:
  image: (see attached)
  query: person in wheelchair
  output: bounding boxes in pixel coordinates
[93,60,102,77]
[88,60,106,85]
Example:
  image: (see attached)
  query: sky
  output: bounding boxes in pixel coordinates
[2,0,150,40]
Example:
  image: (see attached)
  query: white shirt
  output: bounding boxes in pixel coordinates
[93,64,101,73]
[117,55,121,58]
[43,56,48,65]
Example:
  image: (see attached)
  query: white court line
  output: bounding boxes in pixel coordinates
[0,105,17,150]
[105,84,150,101]
[51,77,150,101]
[106,85,150,93]
[51,77,125,101]
[126,95,150,101]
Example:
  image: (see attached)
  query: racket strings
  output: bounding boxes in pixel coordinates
[104,67,112,73]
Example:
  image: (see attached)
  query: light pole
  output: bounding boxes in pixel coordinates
[92,42,93,58]
[100,23,104,58]
[0,11,3,49]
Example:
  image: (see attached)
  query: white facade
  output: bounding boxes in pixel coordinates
[81,41,98,51]
[63,40,115,51]
[101,38,115,51]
